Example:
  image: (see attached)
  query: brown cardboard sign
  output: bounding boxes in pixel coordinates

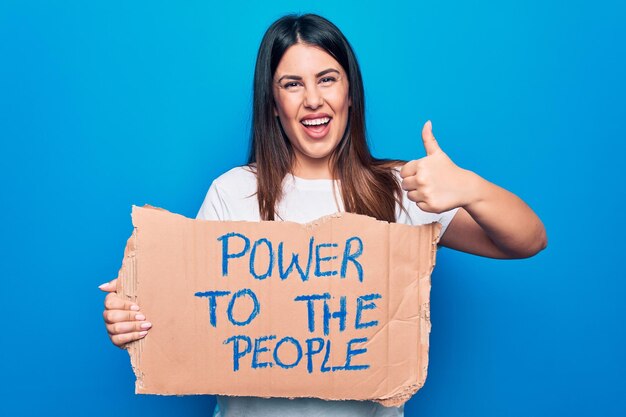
[116,206,440,406]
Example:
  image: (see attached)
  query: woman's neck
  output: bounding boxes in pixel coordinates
[291,159,334,179]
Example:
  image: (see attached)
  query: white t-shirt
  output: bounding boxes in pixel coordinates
[197,166,458,417]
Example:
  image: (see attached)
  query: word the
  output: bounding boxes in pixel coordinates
[294,292,382,336]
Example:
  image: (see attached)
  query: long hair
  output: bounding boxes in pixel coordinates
[248,13,403,222]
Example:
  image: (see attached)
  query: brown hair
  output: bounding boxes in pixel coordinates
[248,13,404,222]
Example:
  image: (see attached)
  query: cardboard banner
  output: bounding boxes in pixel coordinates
[117,206,440,406]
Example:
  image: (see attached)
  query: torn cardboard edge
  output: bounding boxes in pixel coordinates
[117,205,441,407]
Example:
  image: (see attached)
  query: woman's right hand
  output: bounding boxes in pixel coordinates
[99,278,151,347]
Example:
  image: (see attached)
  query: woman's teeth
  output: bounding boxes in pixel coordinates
[301,117,330,126]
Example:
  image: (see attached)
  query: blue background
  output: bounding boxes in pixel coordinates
[1,1,624,416]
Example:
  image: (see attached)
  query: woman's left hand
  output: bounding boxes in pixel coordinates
[400,120,474,213]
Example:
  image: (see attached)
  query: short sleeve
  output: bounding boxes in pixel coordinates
[435,206,459,236]
[399,199,459,236]
[196,181,226,221]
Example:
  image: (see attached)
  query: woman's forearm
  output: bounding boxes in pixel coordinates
[444,170,548,259]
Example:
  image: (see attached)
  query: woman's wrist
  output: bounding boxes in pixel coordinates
[459,169,487,210]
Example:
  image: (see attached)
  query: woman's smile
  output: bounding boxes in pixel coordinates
[300,113,332,138]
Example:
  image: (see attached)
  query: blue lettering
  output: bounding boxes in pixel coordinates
[273,336,303,369]
[294,293,331,333]
[227,288,260,326]
[194,290,231,327]
[249,238,273,280]
[323,296,347,336]
[340,337,369,371]
[224,335,252,371]
[252,335,277,369]
[340,236,364,282]
[355,293,382,329]
[217,232,250,276]
[315,242,338,277]
[278,237,314,281]
[320,338,332,372]
[305,337,325,373]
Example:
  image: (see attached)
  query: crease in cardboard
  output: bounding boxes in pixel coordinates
[385,221,392,402]
[116,225,144,390]
[116,206,441,406]
[374,222,440,407]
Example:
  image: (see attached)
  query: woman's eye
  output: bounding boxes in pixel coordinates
[283,81,302,90]
[320,77,337,84]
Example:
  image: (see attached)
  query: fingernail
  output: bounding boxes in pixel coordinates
[135,314,146,321]
[130,305,140,311]
[98,282,109,289]
[141,322,152,329]
[139,331,148,337]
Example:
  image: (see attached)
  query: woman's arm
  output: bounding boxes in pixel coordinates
[438,182,547,259]
[400,121,547,259]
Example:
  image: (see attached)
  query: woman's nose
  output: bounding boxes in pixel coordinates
[303,85,324,109]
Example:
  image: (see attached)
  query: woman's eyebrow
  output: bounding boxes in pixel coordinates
[276,68,340,83]
[316,68,340,77]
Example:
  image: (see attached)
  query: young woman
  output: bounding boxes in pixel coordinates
[100,13,546,417]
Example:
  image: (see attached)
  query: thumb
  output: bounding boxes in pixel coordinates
[98,278,118,292]
[421,120,441,155]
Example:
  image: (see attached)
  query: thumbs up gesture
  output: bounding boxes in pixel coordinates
[400,121,473,213]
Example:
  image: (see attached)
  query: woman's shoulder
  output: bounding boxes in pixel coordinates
[212,165,257,190]
[197,165,259,221]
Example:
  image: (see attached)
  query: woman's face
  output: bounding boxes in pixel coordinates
[273,43,350,178]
